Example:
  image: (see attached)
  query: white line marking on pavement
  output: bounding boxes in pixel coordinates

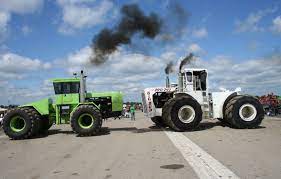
[165,131,240,179]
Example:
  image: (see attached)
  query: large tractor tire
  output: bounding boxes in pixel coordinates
[38,116,53,133]
[224,95,264,128]
[151,116,166,127]
[70,105,102,136]
[3,107,41,140]
[217,118,228,124]
[162,96,202,131]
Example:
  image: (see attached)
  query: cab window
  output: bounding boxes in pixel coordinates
[53,82,80,94]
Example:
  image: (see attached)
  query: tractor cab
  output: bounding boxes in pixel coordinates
[52,78,81,105]
[52,78,82,124]
[179,68,208,93]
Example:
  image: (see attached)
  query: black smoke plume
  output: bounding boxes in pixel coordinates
[179,53,194,71]
[165,61,174,74]
[91,4,162,65]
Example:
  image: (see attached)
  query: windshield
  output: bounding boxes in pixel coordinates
[53,82,80,94]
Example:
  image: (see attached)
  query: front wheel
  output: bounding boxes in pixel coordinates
[162,96,202,131]
[225,96,264,128]
[70,105,102,136]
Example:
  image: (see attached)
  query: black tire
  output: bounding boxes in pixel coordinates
[3,107,41,140]
[70,105,102,136]
[225,95,264,128]
[162,96,202,131]
[151,116,166,127]
[162,98,176,128]
[38,116,53,133]
[217,118,228,124]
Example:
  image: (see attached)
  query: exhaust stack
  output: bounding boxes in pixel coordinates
[166,75,170,88]
[79,70,86,103]
[178,73,183,92]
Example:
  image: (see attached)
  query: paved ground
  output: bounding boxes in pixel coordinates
[0,112,280,179]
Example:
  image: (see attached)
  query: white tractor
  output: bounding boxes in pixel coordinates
[141,68,264,131]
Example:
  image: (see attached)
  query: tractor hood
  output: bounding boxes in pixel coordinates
[86,91,123,112]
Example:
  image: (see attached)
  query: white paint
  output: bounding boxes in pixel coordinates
[212,91,237,118]
[165,131,240,179]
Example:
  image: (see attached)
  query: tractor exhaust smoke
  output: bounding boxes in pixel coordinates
[90,4,162,65]
[179,53,194,72]
[165,61,174,75]
[165,61,174,88]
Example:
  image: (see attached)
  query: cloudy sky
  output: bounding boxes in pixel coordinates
[0,0,280,105]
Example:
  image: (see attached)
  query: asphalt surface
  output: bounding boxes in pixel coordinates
[0,112,280,179]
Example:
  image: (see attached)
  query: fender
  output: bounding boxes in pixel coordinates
[70,102,100,116]
[212,92,237,119]
[21,98,52,115]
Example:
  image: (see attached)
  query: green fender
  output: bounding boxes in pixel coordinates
[21,98,52,115]
[70,102,100,116]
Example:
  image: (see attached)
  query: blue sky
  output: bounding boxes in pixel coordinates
[0,0,281,105]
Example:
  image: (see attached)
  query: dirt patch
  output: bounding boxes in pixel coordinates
[160,164,184,169]
[63,154,72,159]
[72,172,79,176]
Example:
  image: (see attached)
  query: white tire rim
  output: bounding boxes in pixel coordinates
[239,104,257,121]
[178,105,196,123]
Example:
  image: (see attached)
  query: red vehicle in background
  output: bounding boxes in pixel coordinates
[259,93,281,116]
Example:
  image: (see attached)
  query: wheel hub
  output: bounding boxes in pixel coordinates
[239,104,257,121]
[10,116,26,132]
[178,105,196,123]
[78,113,94,129]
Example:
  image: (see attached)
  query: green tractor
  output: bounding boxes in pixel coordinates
[2,71,123,139]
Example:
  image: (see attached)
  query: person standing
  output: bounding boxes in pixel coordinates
[130,104,136,121]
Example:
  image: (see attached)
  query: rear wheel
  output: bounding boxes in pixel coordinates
[225,95,264,128]
[3,108,40,139]
[162,96,202,131]
[70,105,102,136]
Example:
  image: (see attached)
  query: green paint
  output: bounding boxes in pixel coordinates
[18,76,123,126]
[78,113,94,129]
[10,116,26,132]
[52,78,80,83]
[55,93,79,105]
[22,98,51,115]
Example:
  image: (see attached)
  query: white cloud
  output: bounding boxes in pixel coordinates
[0,1,43,42]
[271,16,281,34]
[57,0,114,34]
[235,8,277,33]
[188,43,203,54]
[57,46,165,101]
[66,46,92,66]
[0,79,54,105]
[21,25,32,36]
[192,27,208,38]
[0,52,51,79]
[0,0,43,14]
[0,11,10,42]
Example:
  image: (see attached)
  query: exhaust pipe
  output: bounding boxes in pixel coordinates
[178,73,183,92]
[79,70,86,103]
[166,75,170,88]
